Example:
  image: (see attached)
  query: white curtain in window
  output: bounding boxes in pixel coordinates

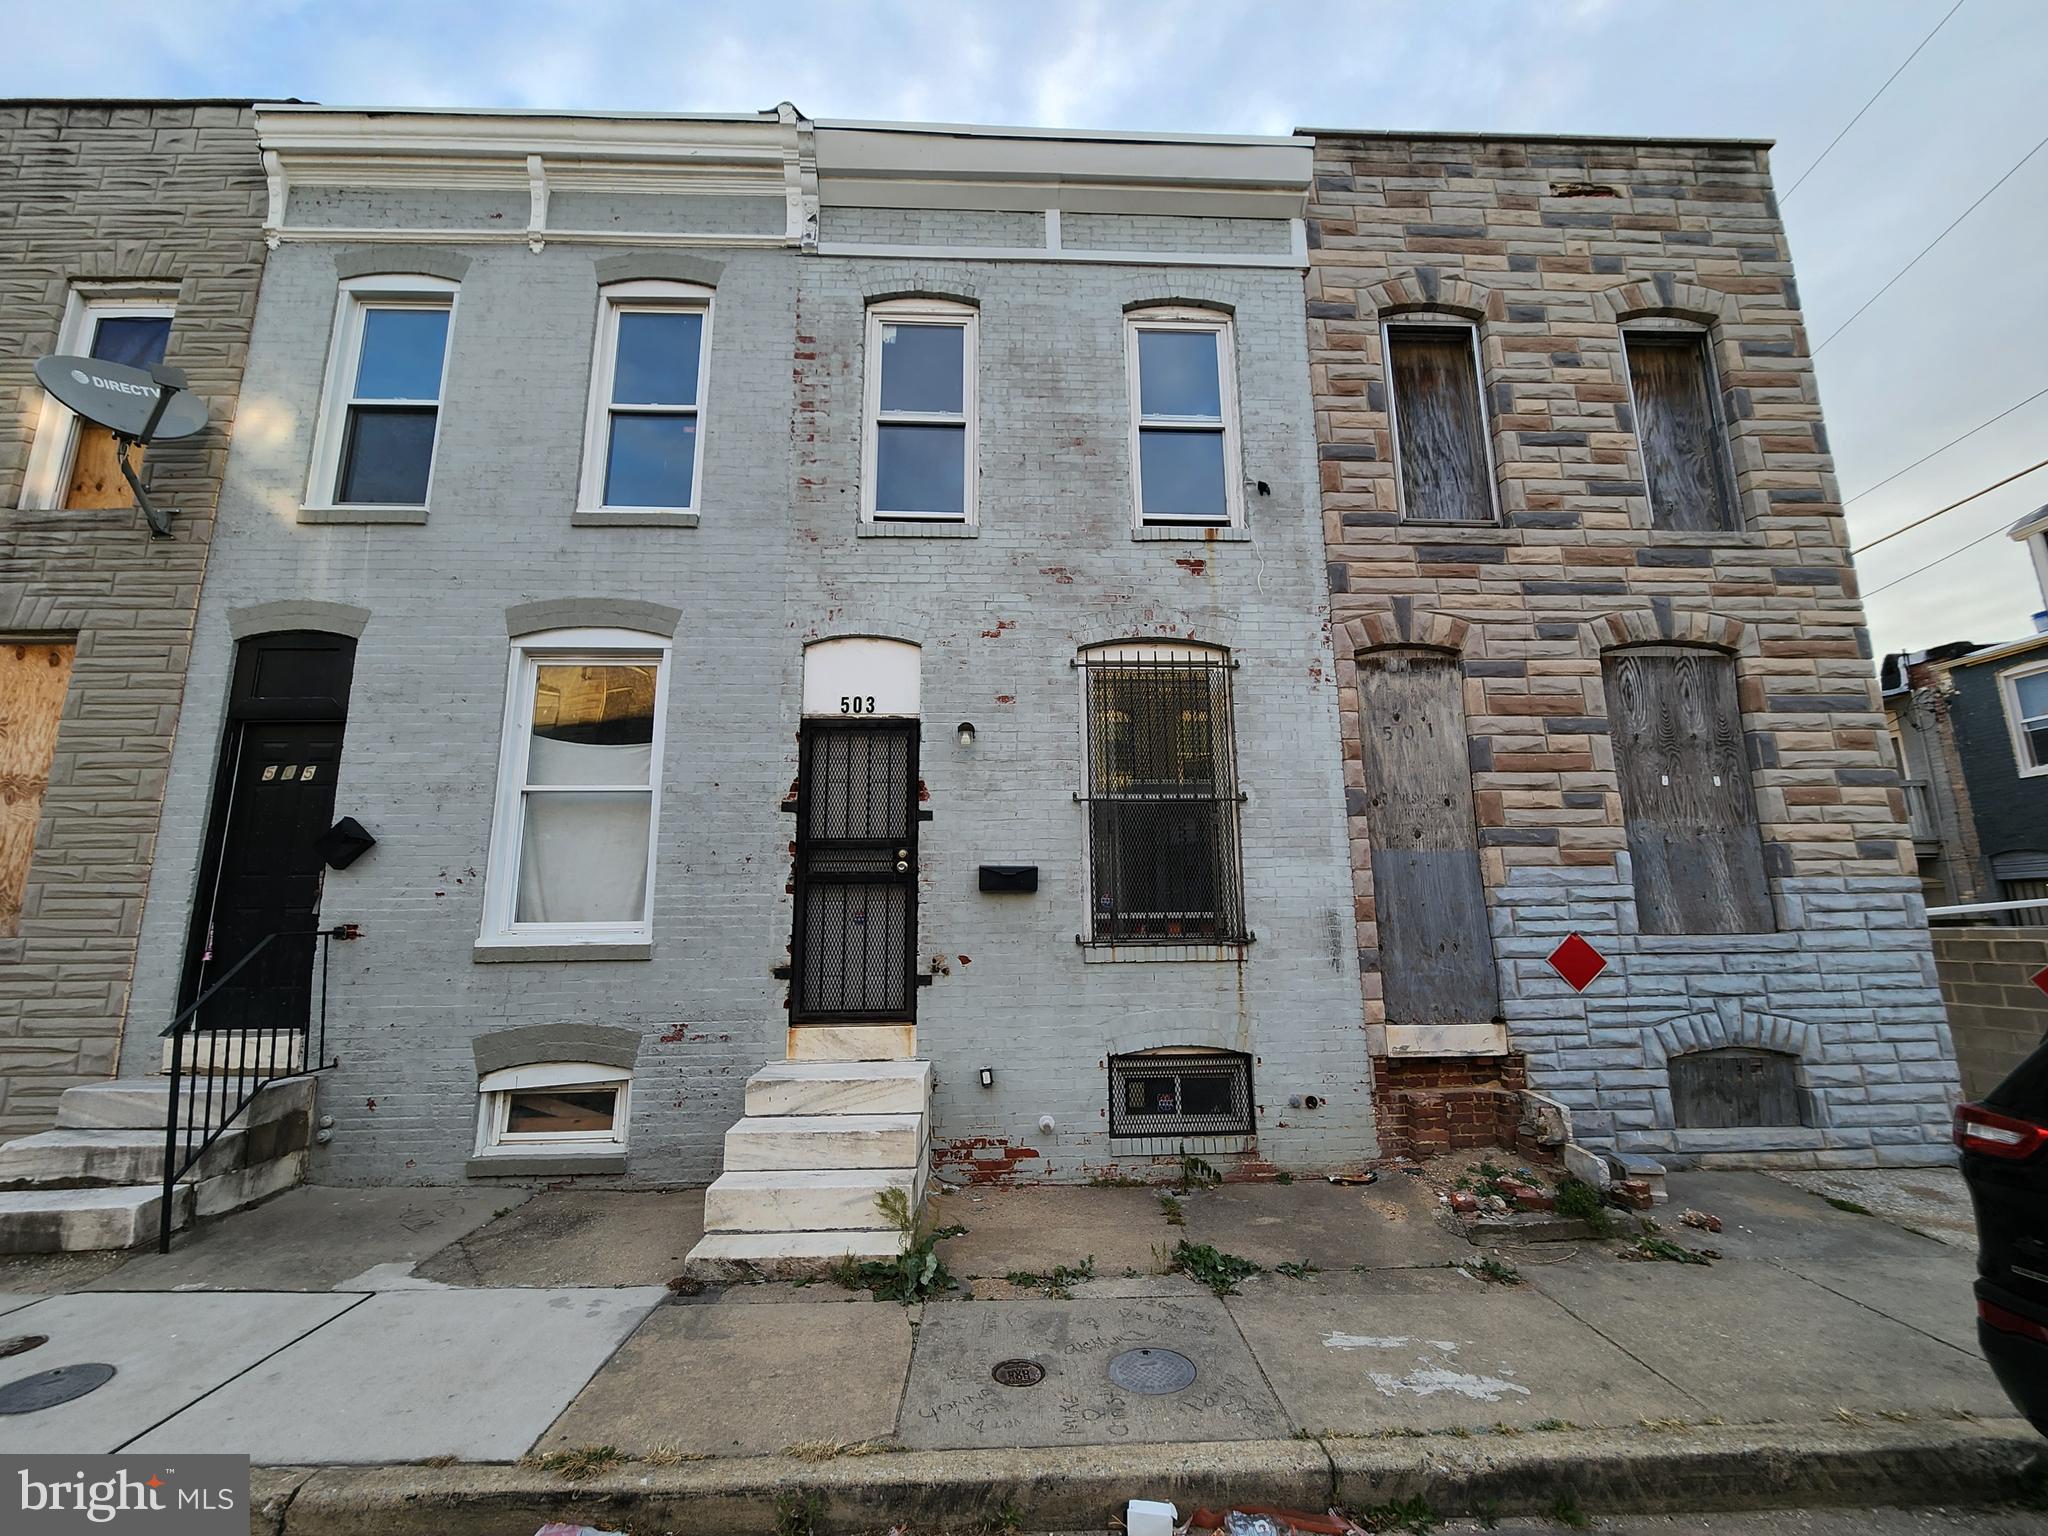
[516,738,652,923]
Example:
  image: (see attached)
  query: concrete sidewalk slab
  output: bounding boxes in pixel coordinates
[1767,1166,1979,1251]
[1525,1256,2010,1422]
[414,1190,704,1288]
[1178,1173,1467,1270]
[0,1291,360,1452]
[1775,1247,1984,1354]
[127,1286,664,1462]
[1224,1266,1696,1431]
[1659,1172,1950,1265]
[541,1299,912,1457]
[898,1294,1285,1450]
[935,1185,1169,1279]
[85,1185,520,1293]
[0,1293,42,1317]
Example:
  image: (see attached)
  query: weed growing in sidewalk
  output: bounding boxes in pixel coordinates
[829,1189,962,1303]
[1530,1418,1576,1431]
[1167,1238,1261,1296]
[775,1488,823,1536]
[1551,1491,1590,1530]
[1474,1500,1501,1529]
[1004,1256,1096,1298]
[1275,1260,1319,1279]
[1454,1255,1522,1285]
[1159,1192,1186,1226]
[782,1439,894,1461]
[1274,1170,1295,1185]
[1455,1160,1511,1200]
[643,1443,714,1466]
[1825,1195,1874,1216]
[1553,1177,1611,1236]
[1087,1172,1145,1187]
[1621,1232,1713,1266]
[522,1445,626,1482]
[1178,1151,1222,1189]
[1348,1494,1439,1533]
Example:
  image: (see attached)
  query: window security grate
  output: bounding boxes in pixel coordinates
[1078,648,1247,945]
[1108,1050,1254,1139]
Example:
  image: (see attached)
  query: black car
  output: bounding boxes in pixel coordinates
[1958,1036,2048,1434]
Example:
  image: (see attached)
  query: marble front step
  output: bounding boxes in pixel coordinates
[56,1074,317,1131]
[723,1113,924,1171]
[0,1184,193,1254]
[0,1126,248,1188]
[702,1166,924,1233]
[685,1227,907,1280]
[744,1060,932,1118]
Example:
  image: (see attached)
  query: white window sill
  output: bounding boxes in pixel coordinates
[472,940,653,963]
[1132,523,1250,543]
[571,508,700,528]
[466,1150,627,1178]
[1079,940,1252,963]
[299,504,429,525]
[858,520,979,538]
[1108,1134,1254,1156]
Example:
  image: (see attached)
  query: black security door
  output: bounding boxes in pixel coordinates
[791,719,919,1021]
[181,632,355,1032]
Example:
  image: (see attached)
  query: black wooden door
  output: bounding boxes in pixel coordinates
[791,720,919,1022]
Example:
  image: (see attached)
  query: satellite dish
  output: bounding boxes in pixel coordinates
[33,355,207,441]
[31,355,207,538]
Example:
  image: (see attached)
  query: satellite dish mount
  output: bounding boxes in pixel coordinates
[30,354,209,540]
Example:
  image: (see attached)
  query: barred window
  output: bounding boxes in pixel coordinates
[1079,643,1246,945]
[1108,1049,1254,1138]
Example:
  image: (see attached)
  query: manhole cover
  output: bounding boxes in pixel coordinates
[0,1335,46,1360]
[0,1362,116,1415]
[991,1358,1044,1387]
[1107,1347,1196,1396]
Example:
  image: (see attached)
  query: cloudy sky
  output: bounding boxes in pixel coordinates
[9,0,2044,657]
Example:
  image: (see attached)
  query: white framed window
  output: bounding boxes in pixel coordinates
[1125,306,1242,529]
[862,298,977,524]
[20,289,177,511]
[475,1061,631,1157]
[479,628,670,950]
[2000,660,2048,777]
[1382,319,1499,524]
[305,274,457,511]
[578,279,712,516]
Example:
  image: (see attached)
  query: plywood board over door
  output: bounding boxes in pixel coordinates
[0,641,77,936]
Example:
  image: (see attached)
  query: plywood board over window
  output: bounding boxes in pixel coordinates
[1603,646,1773,935]
[1624,331,1739,532]
[0,642,76,938]
[1356,649,1500,1032]
[1386,325,1495,524]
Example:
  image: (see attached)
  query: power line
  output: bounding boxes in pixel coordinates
[1851,455,2048,554]
[1844,384,2048,506]
[1863,518,2012,598]
[1813,129,2048,355]
[1781,0,1967,202]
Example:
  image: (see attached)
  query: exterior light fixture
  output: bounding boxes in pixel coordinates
[956,721,976,747]
[979,1067,994,1088]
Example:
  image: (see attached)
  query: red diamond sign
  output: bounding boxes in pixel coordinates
[1548,933,1609,992]
[2031,965,2048,998]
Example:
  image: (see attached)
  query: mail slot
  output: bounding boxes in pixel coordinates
[978,864,1038,893]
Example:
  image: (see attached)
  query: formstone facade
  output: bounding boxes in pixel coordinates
[1304,131,1959,1166]
[0,101,268,1137]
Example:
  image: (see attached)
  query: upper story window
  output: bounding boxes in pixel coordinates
[1385,321,1497,524]
[21,291,176,511]
[580,280,711,516]
[863,298,976,524]
[1999,661,2048,777]
[307,274,456,512]
[1126,307,1242,529]
[1622,327,1739,532]
[480,629,669,951]
[1078,642,1247,948]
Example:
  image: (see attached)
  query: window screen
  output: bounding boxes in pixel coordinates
[1108,1050,1253,1137]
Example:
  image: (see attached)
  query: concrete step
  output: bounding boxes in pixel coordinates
[684,1227,907,1279]
[724,1113,924,1171]
[0,1183,193,1254]
[55,1074,316,1131]
[702,1167,924,1233]
[0,1125,248,1188]
[744,1060,931,1118]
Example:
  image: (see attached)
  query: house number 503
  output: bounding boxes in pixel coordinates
[840,695,877,714]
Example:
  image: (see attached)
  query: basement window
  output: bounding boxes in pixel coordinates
[1108,1049,1253,1138]
[1385,322,1497,523]
[1622,328,1739,532]
[475,1062,631,1156]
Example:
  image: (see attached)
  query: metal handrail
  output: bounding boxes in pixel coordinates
[1927,897,2048,923]
[158,924,354,1252]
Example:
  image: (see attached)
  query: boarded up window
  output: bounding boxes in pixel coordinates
[1624,331,1738,532]
[0,642,76,937]
[1603,646,1773,934]
[1356,649,1499,1028]
[1671,1047,1805,1128]
[1388,325,1494,523]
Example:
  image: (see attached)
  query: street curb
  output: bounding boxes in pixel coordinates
[266,1420,2045,1535]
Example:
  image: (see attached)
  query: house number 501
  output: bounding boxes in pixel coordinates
[840,696,877,714]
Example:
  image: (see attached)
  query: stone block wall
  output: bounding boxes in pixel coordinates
[0,102,266,1136]
[1304,131,1958,1165]
[1934,926,2048,1100]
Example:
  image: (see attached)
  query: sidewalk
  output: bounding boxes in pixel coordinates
[0,1166,2037,1532]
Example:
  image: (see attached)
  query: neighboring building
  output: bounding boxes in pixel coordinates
[113,104,1364,1261]
[1882,640,1986,908]
[0,101,270,1139]
[1302,130,1958,1166]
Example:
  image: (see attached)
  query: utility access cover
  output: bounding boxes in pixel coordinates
[1107,1347,1196,1396]
[0,1362,116,1414]
[0,1335,47,1359]
[991,1358,1044,1387]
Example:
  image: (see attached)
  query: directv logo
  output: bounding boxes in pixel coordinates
[70,367,160,399]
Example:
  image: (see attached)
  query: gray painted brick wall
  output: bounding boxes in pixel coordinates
[0,102,267,1137]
